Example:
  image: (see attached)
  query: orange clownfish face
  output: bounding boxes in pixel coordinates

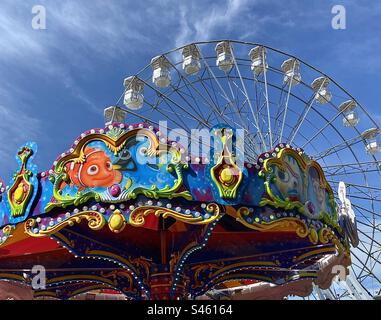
[65,147,122,190]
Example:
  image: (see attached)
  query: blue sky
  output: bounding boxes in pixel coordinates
[0,0,380,178]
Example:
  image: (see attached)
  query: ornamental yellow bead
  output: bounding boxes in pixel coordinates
[14,182,26,204]
[220,167,234,184]
[108,210,126,233]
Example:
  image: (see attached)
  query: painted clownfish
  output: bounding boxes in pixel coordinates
[65,147,122,190]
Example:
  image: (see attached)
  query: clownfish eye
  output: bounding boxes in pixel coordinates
[87,165,99,175]
[106,161,112,171]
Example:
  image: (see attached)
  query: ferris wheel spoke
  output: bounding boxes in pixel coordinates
[164,76,214,129]
[197,78,229,123]
[261,111,328,159]
[352,247,381,284]
[200,52,245,120]
[158,107,205,123]
[230,49,267,151]
[325,169,380,177]
[351,260,370,280]
[349,195,381,204]
[351,253,375,284]
[197,71,262,156]
[342,190,380,198]
[166,60,213,120]
[167,85,209,127]
[202,107,260,158]
[278,62,297,145]
[337,182,381,192]
[201,73,228,116]
[357,220,381,235]
[160,98,196,132]
[277,88,365,170]
[143,78,212,130]
[226,74,253,137]
[355,207,381,224]
[287,96,316,145]
[170,84,211,123]
[269,105,343,170]
[334,190,379,206]
[231,80,252,115]
[194,66,225,121]
[230,67,268,148]
[169,61,237,128]
[351,203,381,220]
[196,108,257,158]
[284,74,330,145]
[301,108,349,149]
[276,105,336,160]
[345,208,378,278]
[253,76,263,135]
[273,86,286,135]
[255,82,273,138]
[332,184,379,199]
[322,161,380,176]
[349,202,378,225]
[202,98,260,154]
[236,110,325,159]
[260,50,273,147]
[121,105,214,150]
[313,135,364,160]
[321,160,379,169]
[350,262,379,296]
[146,100,211,146]
[234,77,345,161]
[356,229,381,252]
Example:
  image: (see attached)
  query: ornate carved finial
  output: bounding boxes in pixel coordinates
[7,143,38,218]
[210,128,243,199]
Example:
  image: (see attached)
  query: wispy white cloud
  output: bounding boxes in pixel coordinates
[0,0,380,171]
[175,0,252,46]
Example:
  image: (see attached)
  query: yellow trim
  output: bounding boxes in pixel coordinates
[151,272,173,277]
[53,231,73,247]
[24,211,106,237]
[211,261,277,278]
[293,247,336,262]
[46,275,115,286]
[129,203,220,227]
[236,208,309,238]
[0,273,25,282]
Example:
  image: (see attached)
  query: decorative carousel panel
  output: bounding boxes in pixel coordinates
[258,145,337,223]
[43,125,191,213]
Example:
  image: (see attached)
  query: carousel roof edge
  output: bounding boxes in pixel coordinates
[0,121,350,253]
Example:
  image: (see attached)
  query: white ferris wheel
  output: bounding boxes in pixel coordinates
[107,40,381,300]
